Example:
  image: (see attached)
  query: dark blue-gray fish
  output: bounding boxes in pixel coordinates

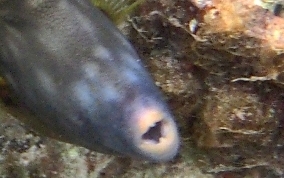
[0,0,179,162]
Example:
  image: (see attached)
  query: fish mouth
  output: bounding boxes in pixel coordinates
[142,120,163,144]
[130,107,180,162]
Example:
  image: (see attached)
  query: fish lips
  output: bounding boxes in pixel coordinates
[122,96,180,162]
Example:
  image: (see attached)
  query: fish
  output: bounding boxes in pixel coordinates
[0,0,180,162]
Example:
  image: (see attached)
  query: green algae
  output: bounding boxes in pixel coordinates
[91,0,145,24]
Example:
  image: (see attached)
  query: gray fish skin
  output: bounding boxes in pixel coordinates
[0,0,179,162]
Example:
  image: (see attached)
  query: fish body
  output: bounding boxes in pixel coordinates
[0,0,179,161]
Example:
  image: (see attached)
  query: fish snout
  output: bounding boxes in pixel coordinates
[128,103,180,162]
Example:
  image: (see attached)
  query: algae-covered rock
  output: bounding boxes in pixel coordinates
[194,83,279,148]
[129,0,284,177]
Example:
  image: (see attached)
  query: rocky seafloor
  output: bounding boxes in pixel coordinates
[1,0,284,177]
